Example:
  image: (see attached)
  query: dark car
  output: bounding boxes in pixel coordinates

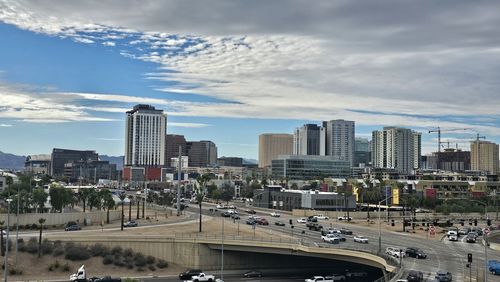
[308,223,323,231]
[407,270,424,282]
[340,228,353,235]
[405,247,427,259]
[246,218,256,225]
[65,225,81,231]
[435,271,452,282]
[179,269,202,280]
[124,220,138,227]
[275,221,286,226]
[243,270,263,278]
[257,218,269,225]
[246,209,256,214]
[307,216,318,222]
[221,211,231,217]
[89,276,121,282]
[231,214,240,220]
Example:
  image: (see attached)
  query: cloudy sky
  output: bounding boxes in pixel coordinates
[0,0,499,158]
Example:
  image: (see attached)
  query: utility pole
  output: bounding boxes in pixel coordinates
[4,198,12,282]
[177,146,182,216]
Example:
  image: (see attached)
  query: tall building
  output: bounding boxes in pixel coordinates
[51,148,98,177]
[372,127,421,174]
[471,140,499,174]
[293,124,322,155]
[217,157,244,167]
[436,149,471,171]
[165,134,187,167]
[186,140,218,167]
[353,137,371,167]
[258,134,293,168]
[322,119,355,166]
[124,104,167,167]
[271,155,351,180]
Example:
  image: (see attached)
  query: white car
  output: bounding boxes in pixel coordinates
[353,235,369,244]
[314,214,329,220]
[321,234,340,244]
[385,246,405,258]
[216,204,224,209]
[448,234,458,241]
[297,217,307,223]
[337,215,352,221]
[270,212,281,217]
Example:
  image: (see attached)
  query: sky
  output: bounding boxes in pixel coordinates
[0,0,499,159]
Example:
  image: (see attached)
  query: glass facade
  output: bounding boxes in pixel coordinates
[271,155,350,180]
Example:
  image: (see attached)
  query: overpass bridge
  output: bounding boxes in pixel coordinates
[47,233,399,280]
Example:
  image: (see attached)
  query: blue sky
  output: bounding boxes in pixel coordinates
[0,1,499,159]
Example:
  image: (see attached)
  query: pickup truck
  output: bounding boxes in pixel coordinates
[190,272,215,282]
[321,234,340,244]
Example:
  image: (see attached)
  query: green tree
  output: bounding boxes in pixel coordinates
[49,184,73,213]
[309,181,318,190]
[100,189,115,224]
[78,188,94,212]
[195,173,212,232]
[38,218,46,258]
[32,189,48,213]
[220,182,234,203]
[87,188,100,211]
[290,183,299,190]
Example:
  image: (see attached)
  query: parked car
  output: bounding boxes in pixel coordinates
[406,270,423,282]
[405,247,427,259]
[124,220,138,227]
[270,212,281,217]
[243,270,263,278]
[297,217,307,224]
[275,221,286,226]
[386,247,405,258]
[339,228,353,235]
[353,235,369,243]
[65,225,81,231]
[179,269,202,280]
[434,271,452,282]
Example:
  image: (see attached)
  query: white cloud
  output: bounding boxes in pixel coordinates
[0,123,12,127]
[168,122,211,128]
[102,41,115,46]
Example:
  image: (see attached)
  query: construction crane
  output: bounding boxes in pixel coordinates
[428,127,471,170]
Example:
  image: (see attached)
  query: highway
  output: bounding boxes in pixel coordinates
[194,202,500,281]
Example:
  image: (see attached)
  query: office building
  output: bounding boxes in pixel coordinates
[124,104,167,167]
[322,120,355,166]
[217,157,244,167]
[372,127,421,174]
[436,149,471,171]
[171,156,189,169]
[271,155,350,180]
[293,124,322,155]
[25,154,51,175]
[252,185,355,211]
[165,134,187,167]
[64,160,117,183]
[258,134,293,168]
[51,148,98,177]
[186,140,218,167]
[471,140,499,174]
[353,137,371,167]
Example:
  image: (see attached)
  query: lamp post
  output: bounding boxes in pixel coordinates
[378,195,393,254]
[15,182,19,265]
[221,216,224,281]
[4,198,12,282]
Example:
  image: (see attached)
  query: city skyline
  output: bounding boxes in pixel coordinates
[1,1,500,159]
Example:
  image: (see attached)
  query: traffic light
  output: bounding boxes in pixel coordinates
[391,219,395,227]
[289,219,293,225]
[461,221,464,226]
[467,253,472,263]
[487,219,492,226]
[446,220,450,226]
[474,219,477,226]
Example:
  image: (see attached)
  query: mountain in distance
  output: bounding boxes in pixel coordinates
[100,155,124,170]
[0,151,26,170]
[243,158,258,165]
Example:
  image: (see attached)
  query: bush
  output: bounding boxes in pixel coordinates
[89,244,107,257]
[156,259,168,269]
[126,263,134,269]
[26,239,38,254]
[103,255,114,265]
[65,244,90,261]
[123,279,139,282]
[148,265,156,271]
[146,255,156,265]
[137,267,144,272]
[9,266,22,275]
[134,254,147,267]
[62,263,70,271]
[53,245,64,256]
[41,239,53,255]
[24,224,31,230]
[123,248,134,257]
[111,246,123,255]
[31,223,38,230]
[17,241,26,252]
[114,259,126,267]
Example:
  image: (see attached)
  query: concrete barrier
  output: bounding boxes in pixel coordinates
[0,210,121,227]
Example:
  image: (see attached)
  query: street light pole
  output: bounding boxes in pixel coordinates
[4,198,12,282]
[15,183,19,265]
[221,217,224,281]
[378,195,393,254]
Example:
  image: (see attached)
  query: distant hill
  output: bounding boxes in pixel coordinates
[100,155,124,170]
[0,151,26,170]
[243,158,258,165]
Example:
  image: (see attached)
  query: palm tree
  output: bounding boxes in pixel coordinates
[195,173,212,232]
[38,218,46,258]
[100,189,115,224]
[128,195,134,221]
[0,220,4,256]
[136,196,140,220]
[119,192,126,231]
